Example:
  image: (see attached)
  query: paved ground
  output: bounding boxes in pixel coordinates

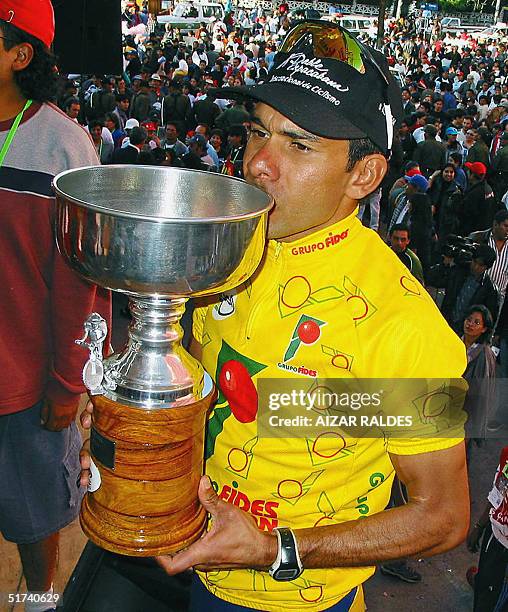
[364,437,504,612]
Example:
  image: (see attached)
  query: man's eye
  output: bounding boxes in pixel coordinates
[251,128,268,138]
[292,142,311,152]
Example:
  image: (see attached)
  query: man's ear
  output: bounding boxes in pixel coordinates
[11,42,34,72]
[344,154,388,202]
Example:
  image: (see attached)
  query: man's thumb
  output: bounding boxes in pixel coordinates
[198,475,220,511]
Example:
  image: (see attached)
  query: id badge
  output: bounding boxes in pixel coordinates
[489,471,508,509]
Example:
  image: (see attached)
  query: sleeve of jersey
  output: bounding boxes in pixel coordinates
[192,303,208,345]
[378,312,468,457]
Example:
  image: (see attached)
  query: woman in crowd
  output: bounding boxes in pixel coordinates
[210,128,227,164]
[104,112,125,149]
[428,164,463,238]
[462,305,497,458]
[173,51,188,78]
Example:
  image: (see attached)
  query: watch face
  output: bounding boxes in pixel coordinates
[273,568,301,581]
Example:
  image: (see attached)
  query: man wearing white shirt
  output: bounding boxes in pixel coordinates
[65,97,81,122]
[469,66,481,88]
[120,117,140,148]
[457,116,474,146]
[192,45,208,67]
[235,45,248,68]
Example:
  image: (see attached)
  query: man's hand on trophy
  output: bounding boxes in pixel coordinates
[156,476,278,575]
[41,396,80,431]
[78,400,94,487]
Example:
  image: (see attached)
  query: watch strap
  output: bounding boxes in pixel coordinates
[269,527,303,581]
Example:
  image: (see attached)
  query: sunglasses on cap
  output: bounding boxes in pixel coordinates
[279,20,389,86]
[278,20,393,151]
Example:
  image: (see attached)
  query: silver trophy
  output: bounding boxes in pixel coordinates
[53,165,272,555]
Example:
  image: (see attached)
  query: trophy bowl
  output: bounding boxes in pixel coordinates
[54,165,272,297]
[52,165,273,556]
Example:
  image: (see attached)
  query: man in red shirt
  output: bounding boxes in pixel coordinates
[0,1,110,606]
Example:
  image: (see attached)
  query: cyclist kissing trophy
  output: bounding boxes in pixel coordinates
[53,166,272,556]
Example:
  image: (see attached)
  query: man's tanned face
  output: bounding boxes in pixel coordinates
[244,103,386,241]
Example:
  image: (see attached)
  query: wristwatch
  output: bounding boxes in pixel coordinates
[268,527,304,581]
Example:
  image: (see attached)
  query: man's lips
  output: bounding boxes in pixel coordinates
[246,175,277,203]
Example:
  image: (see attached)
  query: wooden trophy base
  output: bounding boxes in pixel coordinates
[80,390,214,556]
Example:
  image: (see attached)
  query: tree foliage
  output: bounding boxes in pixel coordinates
[439,0,494,12]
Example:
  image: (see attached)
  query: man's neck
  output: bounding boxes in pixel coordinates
[494,233,507,247]
[0,82,28,122]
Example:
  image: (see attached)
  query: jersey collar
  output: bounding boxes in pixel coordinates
[268,207,362,259]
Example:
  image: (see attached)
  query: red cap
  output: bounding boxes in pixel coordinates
[406,167,422,177]
[141,121,157,131]
[0,0,55,48]
[464,161,487,177]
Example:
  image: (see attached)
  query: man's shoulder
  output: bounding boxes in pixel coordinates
[15,103,97,172]
[469,229,490,243]
[352,229,436,310]
[354,236,466,376]
[406,247,421,263]
[482,272,497,291]
[39,103,92,140]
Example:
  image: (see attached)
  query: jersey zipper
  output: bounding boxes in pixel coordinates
[245,241,284,340]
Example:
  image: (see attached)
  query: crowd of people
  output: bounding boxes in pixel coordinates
[59,2,508,412]
[62,3,508,607]
[2,0,508,610]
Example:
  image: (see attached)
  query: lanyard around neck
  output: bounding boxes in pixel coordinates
[0,99,33,168]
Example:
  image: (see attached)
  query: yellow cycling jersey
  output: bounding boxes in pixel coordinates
[192,209,467,612]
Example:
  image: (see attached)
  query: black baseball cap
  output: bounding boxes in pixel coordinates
[209,20,402,154]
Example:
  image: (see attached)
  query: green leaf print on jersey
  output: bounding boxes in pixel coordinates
[277,276,345,319]
[343,275,378,327]
[283,314,326,362]
[205,340,267,460]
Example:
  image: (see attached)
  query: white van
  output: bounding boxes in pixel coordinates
[157,2,225,31]
[339,15,377,39]
[324,14,378,39]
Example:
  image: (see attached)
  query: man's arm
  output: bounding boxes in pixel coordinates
[492,151,500,173]
[486,282,500,322]
[294,443,469,568]
[409,250,425,285]
[426,261,451,288]
[156,443,469,574]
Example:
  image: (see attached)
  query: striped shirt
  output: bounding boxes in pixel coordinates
[0,102,111,414]
[488,232,508,297]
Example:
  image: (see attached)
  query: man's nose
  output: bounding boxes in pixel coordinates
[245,139,280,183]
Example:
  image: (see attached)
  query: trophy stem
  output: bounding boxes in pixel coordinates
[102,296,205,408]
